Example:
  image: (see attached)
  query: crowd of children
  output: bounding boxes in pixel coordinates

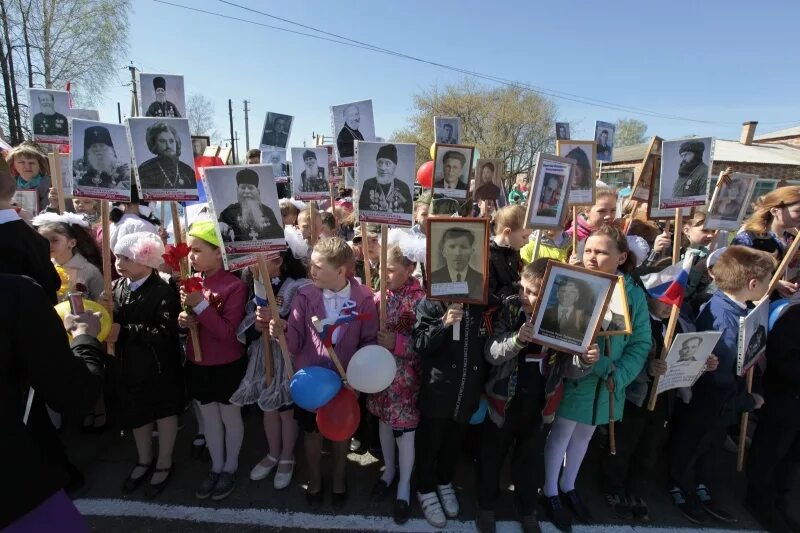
[3,142,800,533]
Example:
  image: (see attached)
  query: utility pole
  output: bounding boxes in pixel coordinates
[128,63,139,117]
[228,99,236,164]
[117,102,122,124]
[243,100,250,151]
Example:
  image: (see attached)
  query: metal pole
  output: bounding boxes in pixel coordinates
[243,100,250,151]
[228,99,236,164]
[117,102,121,123]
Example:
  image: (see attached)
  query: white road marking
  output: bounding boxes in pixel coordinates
[74,498,763,532]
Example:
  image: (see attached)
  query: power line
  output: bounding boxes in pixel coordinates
[153,0,800,129]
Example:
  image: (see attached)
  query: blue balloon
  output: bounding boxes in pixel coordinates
[769,298,790,332]
[469,397,488,425]
[289,366,342,411]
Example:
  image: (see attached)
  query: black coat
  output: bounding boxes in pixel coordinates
[111,272,183,428]
[763,303,800,411]
[0,274,104,528]
[0,219,61,304]
[487,240,521,308]
[413,298,490,423]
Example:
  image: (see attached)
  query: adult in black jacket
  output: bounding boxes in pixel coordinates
[746,303,800,533]
[1,274,104,529]
[487,239,521,308]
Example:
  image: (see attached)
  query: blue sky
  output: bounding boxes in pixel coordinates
[96,0,800,153]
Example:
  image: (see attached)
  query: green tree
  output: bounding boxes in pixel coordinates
[615,118,648,147]
[392,79,557,189]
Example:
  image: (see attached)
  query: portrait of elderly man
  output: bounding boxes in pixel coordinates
[137,121,196,190]
[540,277,590,341]
[336,104,365,159]
[474,161,501,201]
[260,114,290,148]
[430,226,483,300]
[672,140,709,198]
[434,150,468,192]
[73,125,130,189]
[358,144,413,215]
[145,76,181,118]
[32,92,68,136]
[218,168,283,242]
[300,150,328,193]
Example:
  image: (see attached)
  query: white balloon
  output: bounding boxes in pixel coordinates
[346,345,397,394]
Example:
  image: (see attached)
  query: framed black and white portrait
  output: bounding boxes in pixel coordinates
[525,153,573,230]
[191,135,210,158]
[137,73,185,118]
[70,119,132,202]
[331,99,375,167]
[28,88,70,145]
[322,144,341,184]
[202,164,286,255]
[290,147,329,200]
[706,172,757,231]
[737,298,769,376]
[659,137,714,209]
[127,117,198,201]
[656,331,721,394]
[426,216,489,305]
[259,112,293,149]
[473,158,503,203]
[432,144,474,200]
[597,276,632,336]
[555,122,570,141]
[530,262,617,354]
[260,148,290,183]
[594,121,616,162]
[434,116,461,145]
[556,140,595,206]
[356,141,416,226]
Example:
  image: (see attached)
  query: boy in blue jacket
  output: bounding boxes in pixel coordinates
[668,246,774,525]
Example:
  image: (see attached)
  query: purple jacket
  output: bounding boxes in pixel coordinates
[286,277,379,372]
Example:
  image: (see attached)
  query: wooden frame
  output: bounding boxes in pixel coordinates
[705,172,758,231]
[658,137,715,210]
[431,143,475,201]
[529,261,617,355]
[524,152,574,230]
[556,140,596,206]
[630,136,663,202]
[597,276,632,336]
[425,216,489,305]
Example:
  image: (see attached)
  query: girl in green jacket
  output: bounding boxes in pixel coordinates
[542,225,652,532]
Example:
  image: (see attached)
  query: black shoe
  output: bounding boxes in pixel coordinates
[370,478,392,502]
[475,508,496,533]
[306,484,324,509]
[605,492,633,520]
[543,494,572,532]
[122,461,155,493]
[519,512,542,533]
[696,484,737,523]
[144,465,173,499]
[562,489,592,523]
[670,487,706,525]
[331,484,348,509]
[629,495,650,522]
[393,499,411,525]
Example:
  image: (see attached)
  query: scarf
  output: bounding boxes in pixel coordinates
[16,174,43,190]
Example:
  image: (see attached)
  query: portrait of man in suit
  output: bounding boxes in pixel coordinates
[260,113,291,148]
[430,226,484,300]
[540,276,591,342]
[433,150,468,192]
[677,336,703,363]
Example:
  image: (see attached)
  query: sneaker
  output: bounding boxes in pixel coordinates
[563,489,592,523]
[210,471,236,501]
[696,484,737,523]
[475,508,496,533]
[605,492,633,520]
[543,495,572,532]
[629,495,650,522]
[249,455,278,481]
[195,471,219,499]
[418,491,446,528]
[670,486,706,525]
[436,483,459,518]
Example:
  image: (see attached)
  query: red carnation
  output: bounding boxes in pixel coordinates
[181,276,204,293]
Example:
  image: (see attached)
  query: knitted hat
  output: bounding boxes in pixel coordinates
[376,144,397,164]
[113,231,164,269]
[188,219,220,248]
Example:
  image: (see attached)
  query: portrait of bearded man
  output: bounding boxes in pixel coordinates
[73,125,131,190]
[136,121,196,190]
[358,143,413,216]
[218,168,283,242]
[672,140,709,198]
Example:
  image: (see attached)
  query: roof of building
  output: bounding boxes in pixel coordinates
[754,126,800,141]
[610,138,800,166]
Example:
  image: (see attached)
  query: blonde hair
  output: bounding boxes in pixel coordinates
[712,245,775,291]
[312,236,354,268]
[493,204,526,233]
[595,188,618,202]
[742,186,800,235]
[684,210,707,228]
[5,142,49,176]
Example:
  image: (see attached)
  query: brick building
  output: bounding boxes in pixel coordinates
[601,122,800,206]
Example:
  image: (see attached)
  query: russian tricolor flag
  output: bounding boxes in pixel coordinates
[314,300,371,347]
[641,250,700,307]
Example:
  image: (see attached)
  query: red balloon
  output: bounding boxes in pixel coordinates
[316,388,360,442]
[416,160,434,189]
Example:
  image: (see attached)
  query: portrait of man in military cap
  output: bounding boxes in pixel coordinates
[29,89,70,143]
[356,142,416,225]
[128,117,197,198]
[138,73,186,118]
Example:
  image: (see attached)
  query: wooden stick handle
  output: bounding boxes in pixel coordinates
[531,230,542,261]
[362,222,372,290]
[309,201,318,248]
[100,201,114,356]
[257,254,294,379]
[311,316,347,380]
[379,225,388,330]
[571,206,578,257]
[256,257,274,386]
[737,368,754,472]
[48,153,65,214]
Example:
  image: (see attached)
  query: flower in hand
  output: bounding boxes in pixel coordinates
[162,242,191,271]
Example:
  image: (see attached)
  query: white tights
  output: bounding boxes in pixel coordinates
[378,421,415,502]
[198,402,244,474]
[543,416,596,497]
